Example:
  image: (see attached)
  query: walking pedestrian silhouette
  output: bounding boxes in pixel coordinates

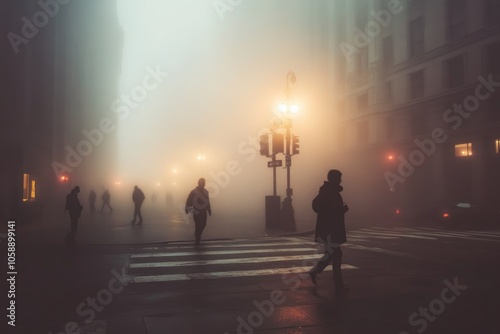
[185,178,212,245]
[101,189,113,213]
[131,186,145,225]
[65,186,83,245]
[309,169,349,293]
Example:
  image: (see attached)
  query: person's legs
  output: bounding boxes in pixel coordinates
[132,204,139,224]
[309,250,333,285]
[193,211,207,244]
[66,216,78,243]
[332,247,348,292]
[137,204,143,224]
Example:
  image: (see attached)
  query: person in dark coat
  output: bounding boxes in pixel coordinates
[309,169,349,292]
[65,186,83,244]
[101,189,113,213]
[89,190,96,213]
[131,186,145,225]
[185,178,212,245]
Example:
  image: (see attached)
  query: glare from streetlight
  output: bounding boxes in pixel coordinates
[279,103,287,113]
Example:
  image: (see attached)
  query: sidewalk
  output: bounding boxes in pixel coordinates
[16,203,318,246]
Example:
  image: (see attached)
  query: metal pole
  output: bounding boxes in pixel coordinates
[272,153,277,196]
[286,125,291,198]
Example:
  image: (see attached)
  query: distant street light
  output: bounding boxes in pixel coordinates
[197,154,207,176]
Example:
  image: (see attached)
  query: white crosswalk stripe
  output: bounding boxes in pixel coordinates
[348,226,500,243]
[126,237,358,284]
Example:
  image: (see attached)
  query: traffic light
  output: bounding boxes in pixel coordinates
[60,174,70,183]
[292,136,300,155]
[272,133,284,154]
[259,134,270,156]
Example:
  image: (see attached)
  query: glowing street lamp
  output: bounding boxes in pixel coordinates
[275,71,299,231]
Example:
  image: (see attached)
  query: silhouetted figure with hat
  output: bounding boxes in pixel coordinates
[309,169,349,293]
[65,186,83,244]
[185,178,211,245]
[131,186,145,225]
[101,189,113,213]
[89,190,96,214]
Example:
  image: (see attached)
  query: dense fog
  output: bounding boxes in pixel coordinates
[97,0,345,225]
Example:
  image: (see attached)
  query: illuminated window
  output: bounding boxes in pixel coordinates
[496,139,500,154]
[23,174,30,202]
[30,180,36,201]
[455,143,472,157]
[22,174,37,202]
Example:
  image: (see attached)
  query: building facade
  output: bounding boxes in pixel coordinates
[327,0,500,217]
[0,0,123,220]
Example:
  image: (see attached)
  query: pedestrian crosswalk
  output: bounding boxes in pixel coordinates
[124,227,500,284]
[348,226,500,243]
[125,237,358,284]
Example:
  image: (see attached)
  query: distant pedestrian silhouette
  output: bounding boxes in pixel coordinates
[101,190,113,213]
[89,190,96,213]
[185,178,211,245]
[65,186,83,244]
[309,169,349,293]
[131,186,145,225]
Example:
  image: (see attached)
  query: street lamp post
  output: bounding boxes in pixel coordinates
[278,71,298,231]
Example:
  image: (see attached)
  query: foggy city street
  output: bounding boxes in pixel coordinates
[2,0,500,333]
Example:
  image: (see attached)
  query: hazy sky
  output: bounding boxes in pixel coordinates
[114,0,338,218]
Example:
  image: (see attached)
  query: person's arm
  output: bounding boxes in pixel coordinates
[185,190,194,214]
[206,191,211,216]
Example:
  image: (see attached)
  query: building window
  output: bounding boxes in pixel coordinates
[30,180,36,201]
[455,143,473,157]
[409,17,425,57]
[496,139,500,154]
[22,174,36,202]
[484,0,500,26]
[23,174,29,202]
[447,0,467,41]
[382,35,394,67]
[483,42,500,78]
[410,70,424,99]
[444,54,465,88]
